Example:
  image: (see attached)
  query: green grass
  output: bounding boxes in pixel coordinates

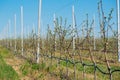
[0,46,13,58]
[18,55,120,80]
[20,61,30,76]
[0,46,19,80]
[19,61,48,79]
[0,55,19,80]
[1,46,119,80]
[59,60,120,80]
[20,60,47,76]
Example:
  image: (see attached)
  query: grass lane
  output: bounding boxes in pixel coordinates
[0,46,19,80]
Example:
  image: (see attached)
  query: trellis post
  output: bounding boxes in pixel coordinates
[14,14,16,53]
[93,15,96,50]
[72,5,76,80]
[54,13,56,52]
[37,0,42,63]
[117,0,120,62]
[21,6,24,56]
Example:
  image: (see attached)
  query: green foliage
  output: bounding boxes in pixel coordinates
[85,66,94,73]
[39,62,46,70]
[31,62,46,70]
[31,63,40,70]
[38,73,44,79]
[20,61,46,76]
[0,46,13,58]
[47,64,56,73]
[20,61,30,76]
[60,61,73,69]
[76,64,84,71]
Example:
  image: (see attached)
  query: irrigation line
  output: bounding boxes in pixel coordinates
[39,53,120,79]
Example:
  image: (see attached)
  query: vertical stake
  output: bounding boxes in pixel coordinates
[14,14,16,53]
[37,0,42,63]
[72,5,76,80]
[9,20,11,48]
[21,6,24,56]
[7,23,9,48]
[93,15,96,50]
[54,13,56,52]
[117,0,120,62]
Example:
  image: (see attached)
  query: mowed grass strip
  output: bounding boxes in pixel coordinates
[0,46,19,80]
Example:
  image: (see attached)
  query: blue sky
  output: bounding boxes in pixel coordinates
[0,0,118,39]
